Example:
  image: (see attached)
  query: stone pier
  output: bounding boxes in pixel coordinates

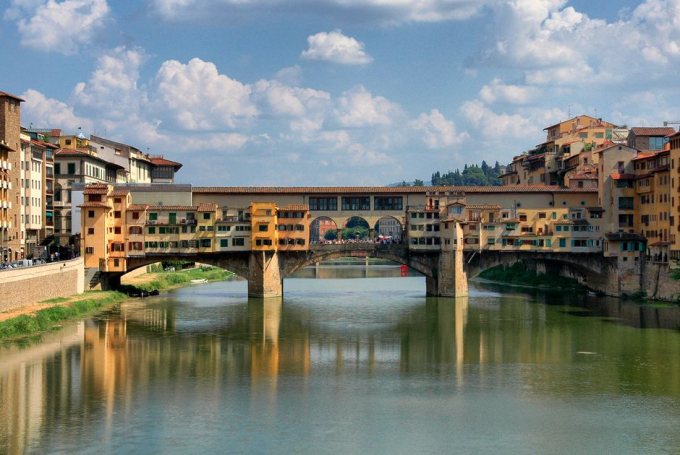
[248,251,284,298]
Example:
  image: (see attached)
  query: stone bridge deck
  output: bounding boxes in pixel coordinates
[102,245,626,298]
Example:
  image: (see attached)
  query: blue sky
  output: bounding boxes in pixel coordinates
[2,0,679,186]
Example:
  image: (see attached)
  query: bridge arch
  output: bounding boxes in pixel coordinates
[373,216,403,242]
[124,252,252,282]
[280,245,438,279]
[310,216,339,243]
[466,250,614,291]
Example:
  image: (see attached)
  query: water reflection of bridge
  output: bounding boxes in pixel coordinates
[3,292,680,453]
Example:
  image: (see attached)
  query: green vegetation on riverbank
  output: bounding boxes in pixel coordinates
[121,266,234,293]
[0,291,127,340]
[478,262,585,290]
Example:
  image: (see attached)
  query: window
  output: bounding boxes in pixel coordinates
[114,227,121,234]
[649,136,667,150]
[149,213,158,221]
[519,214,527,222]
[88,228,94,235]
[618,197,634,210]
[114,211,121,218]
[86,247,94,254]
[233,238,245,246]
[218,225,230,232]
[220,239,229,247]
[559,238,566,248]
[309,197,338,211]
[148,227,156,234]
[88,210,94,218]
[341,196,371,211]
[295,225,305,231]
[132,212,140,220]
[259,225,269,232]
[200,239,211,248]
[374,197,403,210]
[203,212,211,220]
[114,198,122,203]
[67,163,76,174]
[54,163,61,174]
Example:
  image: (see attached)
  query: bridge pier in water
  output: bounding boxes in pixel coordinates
[249,251,284,298]
[426,250,468,298]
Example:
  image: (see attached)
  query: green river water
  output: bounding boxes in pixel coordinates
[1,262,680,454]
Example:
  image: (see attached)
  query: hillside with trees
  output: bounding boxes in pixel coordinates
[429,161,502,186]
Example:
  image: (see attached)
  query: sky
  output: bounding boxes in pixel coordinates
[2,0,680,186]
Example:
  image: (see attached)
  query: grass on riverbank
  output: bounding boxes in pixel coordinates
[0,291,127,340]
[120,266,233,293]
[478,262,585,291]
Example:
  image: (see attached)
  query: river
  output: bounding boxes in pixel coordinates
[1,261,680,454]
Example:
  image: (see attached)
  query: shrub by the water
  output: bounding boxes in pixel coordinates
[479,262,584,290]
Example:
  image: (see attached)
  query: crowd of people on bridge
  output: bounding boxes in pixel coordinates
[311,237,403,246]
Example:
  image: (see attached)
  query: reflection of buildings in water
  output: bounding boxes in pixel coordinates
[82,317,129,430]
[249,298,310,382]
[0,323,84,454]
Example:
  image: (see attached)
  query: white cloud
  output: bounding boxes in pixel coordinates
[253,80,331,117]
[6,0,110,54]
[21,89,92,131]
[479,78,538,104]
[153,58,257,131]
[410,109,468,148]
[477,0,680,90]
[73,46,146,119]
[460,99,539,140]
[301,30,373,65]
[333,86,403,128]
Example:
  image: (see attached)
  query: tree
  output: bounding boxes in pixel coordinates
[413,179,424,186]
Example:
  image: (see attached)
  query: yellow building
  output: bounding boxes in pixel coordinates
[250,202,278,251]
[633,148,671,261]
[276,205,310,251]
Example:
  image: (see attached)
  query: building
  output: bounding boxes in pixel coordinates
[89,135,153,183]
[148,156,182,183]
[53,148,124,243]
[633,147,671,262]
[627,127,675,151]
[595,144,639,235]
[0,92,23,261]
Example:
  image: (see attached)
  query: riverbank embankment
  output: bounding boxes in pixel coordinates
[0,265,233,341]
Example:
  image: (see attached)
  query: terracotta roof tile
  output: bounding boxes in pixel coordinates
[147,205,198,211]
[611,173,636,180]
[466,204,502,210]
[277,204,310,211]
[570,173,598,180]
[197,203,218,212]
[630,127,675,137]
[148,156,183,169]
[192,185,598,194]
[0,91,24,102]
[78,202,111,209]
[110,190,129,196]
[128,204,149,211]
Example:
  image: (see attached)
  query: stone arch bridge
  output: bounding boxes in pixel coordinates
[98,245,624,298]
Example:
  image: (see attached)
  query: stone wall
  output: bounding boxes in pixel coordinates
[0,257,84,313]
[644,263,680,301]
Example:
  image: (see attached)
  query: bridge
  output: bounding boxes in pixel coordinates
[97,243,622,298]
[80,184,640,298]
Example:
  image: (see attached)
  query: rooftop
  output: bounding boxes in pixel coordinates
[192,185,598,195]
[630,127,676,137]
[0,91,25,102]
